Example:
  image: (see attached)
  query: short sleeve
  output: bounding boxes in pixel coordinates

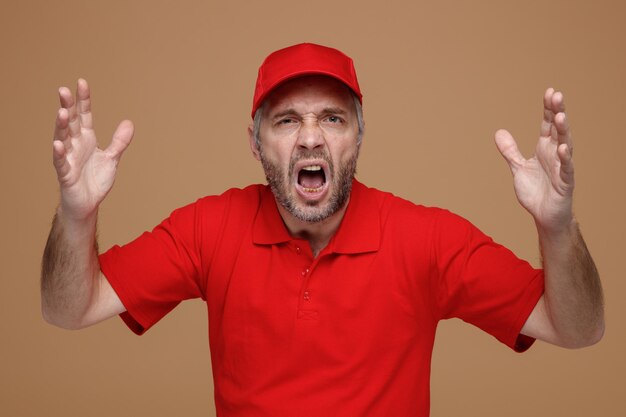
[99,202,205,335]
[433,210,544,352]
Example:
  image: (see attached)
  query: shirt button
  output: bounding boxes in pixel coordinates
[303,291,311,301]
[295,246,301,254]
[301,268,310,277]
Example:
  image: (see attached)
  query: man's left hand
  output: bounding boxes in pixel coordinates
[495,88,574,234]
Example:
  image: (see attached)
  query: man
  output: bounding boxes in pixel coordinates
[42,43,604,416]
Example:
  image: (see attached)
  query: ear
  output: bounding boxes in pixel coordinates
[248,124,261,161]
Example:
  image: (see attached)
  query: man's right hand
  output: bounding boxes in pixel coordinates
[53,79,134,220]
[42,79,130,329]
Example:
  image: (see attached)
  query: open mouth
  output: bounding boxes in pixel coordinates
[297,164,327,194]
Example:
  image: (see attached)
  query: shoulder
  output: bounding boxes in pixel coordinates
[163,184,267,231]
[177,184,266,214]
[355,181,483,244]
[354,180,445,225]
[196,184,266,207]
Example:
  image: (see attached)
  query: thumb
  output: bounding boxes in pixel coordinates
[494,129,524,174]
[106,120,134,161]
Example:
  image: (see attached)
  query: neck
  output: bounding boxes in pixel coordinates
[277,199,350,257]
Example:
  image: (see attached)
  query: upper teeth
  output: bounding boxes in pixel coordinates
[302,165,322,171]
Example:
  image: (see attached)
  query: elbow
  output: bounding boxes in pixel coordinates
[42,314,87,331]
[579,314,606,348]
[560,319,605,349]
[585,319,605,347]
[41,301,87,331]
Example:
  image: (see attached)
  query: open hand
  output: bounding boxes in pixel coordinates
[495,88,574,234]
[52,79,134,221]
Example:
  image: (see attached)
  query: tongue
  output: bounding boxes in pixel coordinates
[299,170,324,189]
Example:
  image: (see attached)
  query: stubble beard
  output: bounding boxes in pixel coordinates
[259,148,358,223]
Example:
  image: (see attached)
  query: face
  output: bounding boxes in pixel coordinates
[250,76,361,224]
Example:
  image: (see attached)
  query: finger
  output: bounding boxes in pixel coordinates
[541,87,556,137]
[52,140,71,179]
[551,124,558,141]
[554,112,573,154]
[59,86,81,138]
[58,86,73,109]
[53,108,74,154]
[495,129,525,174]
[76,78,93,129]
[551,90,565,113]
[549,91,565,140]
[105,120,134,161]
[557,143,575,190]
[53,108,69,141]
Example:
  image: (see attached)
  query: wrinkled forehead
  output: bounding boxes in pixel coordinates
[262,75,356,117]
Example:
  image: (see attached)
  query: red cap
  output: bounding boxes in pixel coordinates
[251,43,362,119]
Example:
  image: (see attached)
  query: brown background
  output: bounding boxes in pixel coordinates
[1,0,624,416]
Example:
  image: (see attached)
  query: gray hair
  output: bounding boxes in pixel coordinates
[252,93,364,149]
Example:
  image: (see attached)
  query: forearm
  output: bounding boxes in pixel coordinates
[41,207,101,329]
[537,219,604,347]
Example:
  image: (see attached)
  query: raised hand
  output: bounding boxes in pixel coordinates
[42,79,131,329]
[495,88,574,234]
[52,79,134,221]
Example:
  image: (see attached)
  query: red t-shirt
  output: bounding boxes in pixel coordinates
[99,180,544,417]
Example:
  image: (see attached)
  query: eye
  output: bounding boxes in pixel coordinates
[276,117,297,126]
[324,115,343,124]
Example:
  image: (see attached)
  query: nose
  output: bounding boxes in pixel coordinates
[296,118,325,150]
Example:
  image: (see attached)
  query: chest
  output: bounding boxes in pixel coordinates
[205,239,437,367]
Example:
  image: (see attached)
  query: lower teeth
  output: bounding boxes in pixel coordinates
[303,187,322,193]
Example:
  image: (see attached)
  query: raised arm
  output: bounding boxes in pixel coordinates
[495,88,604,348]
[41,79,132,329]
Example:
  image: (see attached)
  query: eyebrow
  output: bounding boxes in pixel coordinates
[270,108,298,120]
[270,107,348,120]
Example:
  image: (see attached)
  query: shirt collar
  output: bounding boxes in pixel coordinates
[328,179,380,254]
[252,186,293,245]
[252,179,380,254]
